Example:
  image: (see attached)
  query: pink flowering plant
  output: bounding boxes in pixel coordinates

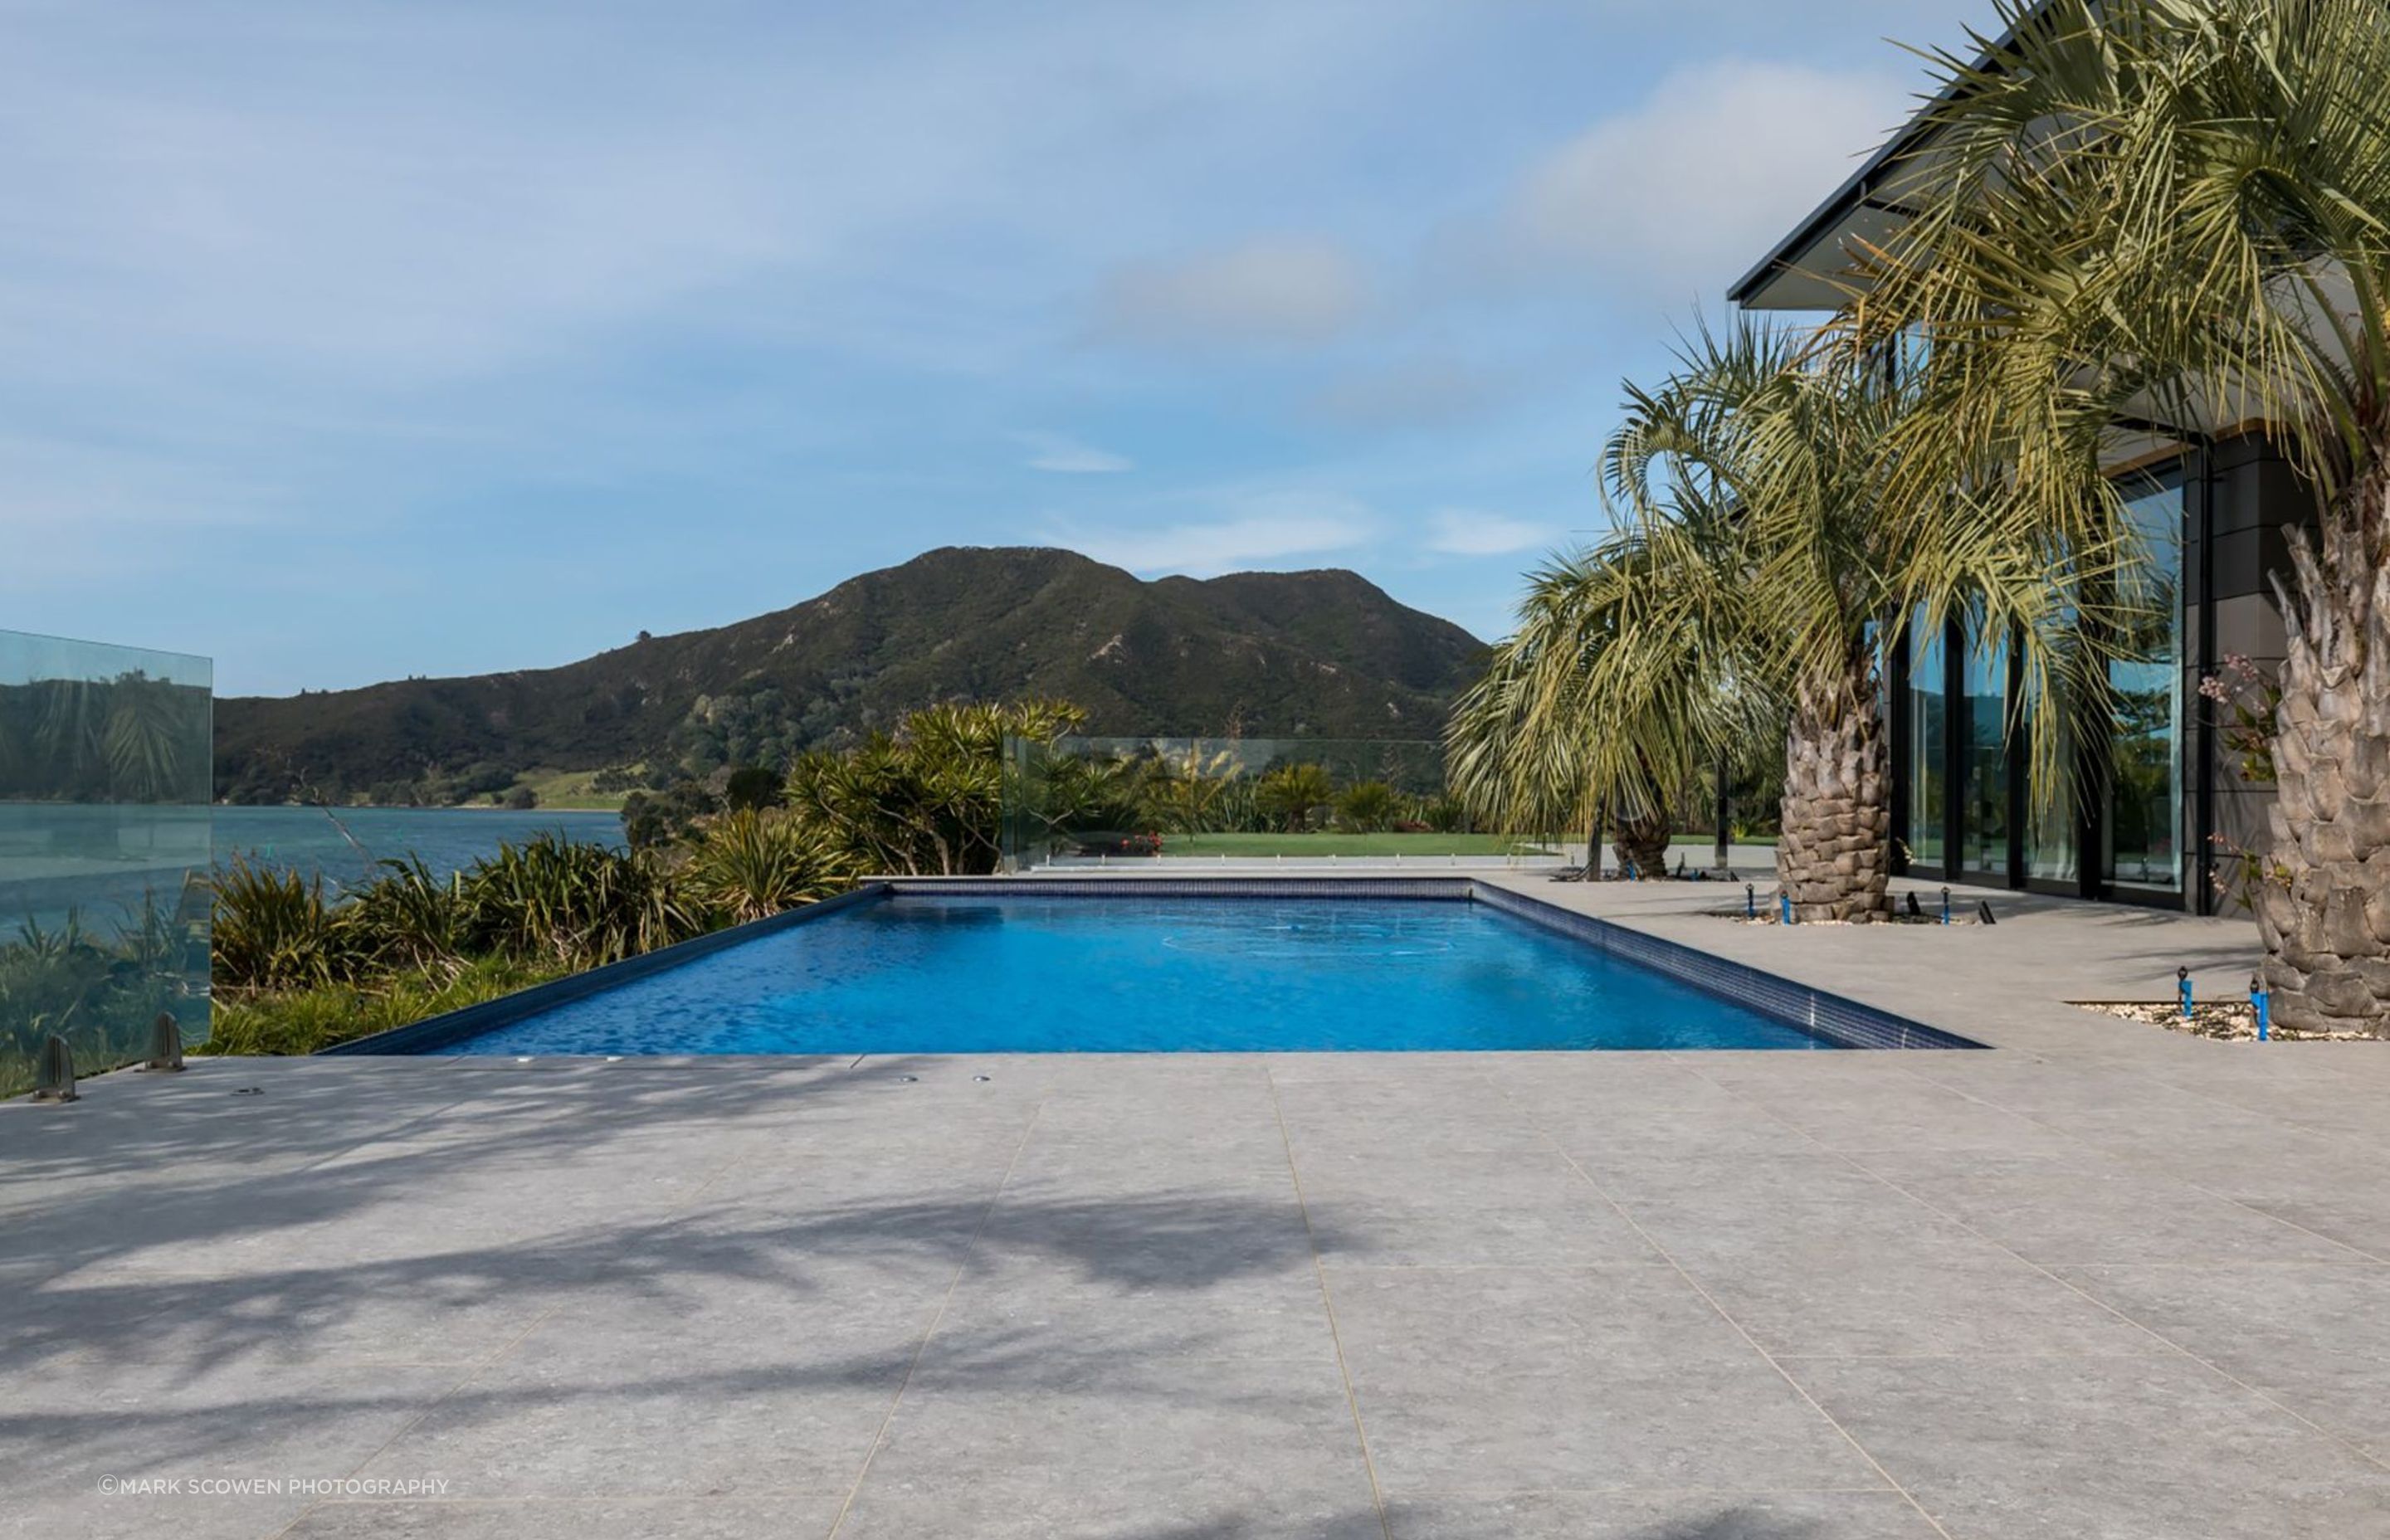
[2197,655,2289,908]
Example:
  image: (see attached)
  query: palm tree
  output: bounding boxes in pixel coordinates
[1256,763,1336,832]
[1447,539,1752,880]
[1336,781,1403,834]
[1141,743,1240,835]
[1456,321,2121,919]
[1853,0,2390,1028]
[101,672,198,803]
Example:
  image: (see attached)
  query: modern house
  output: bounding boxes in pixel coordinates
[1729,47,2318,917]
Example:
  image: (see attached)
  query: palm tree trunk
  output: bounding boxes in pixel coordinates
[1611,801,1672,879]
[2257,458,2390,1036]
[1775,643,1891,922]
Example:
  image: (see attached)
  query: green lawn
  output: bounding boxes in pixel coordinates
[510,768,631,811]
[1155,831,1553,857]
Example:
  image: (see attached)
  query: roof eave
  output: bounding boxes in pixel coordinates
[1728,5,2046,310]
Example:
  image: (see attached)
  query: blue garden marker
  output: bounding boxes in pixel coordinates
[1780,892,1794,925]
[2178,965,2193,1020]
[1744,883,1756,920]
[1939,886,1950,926]
[2250,975,2270,1041]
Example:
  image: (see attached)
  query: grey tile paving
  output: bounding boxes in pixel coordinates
[853,1351,1376,1532]
[1327,1265,1880,1496]
[350,1302,924,1499]
[1295,1146,1661,1267]
[11,873,2390,1538]
[1386,1489,1944,1540]
[0,1358,468,1540]
[1884,1165,2368,1266]
[1793,1353,2390,1539]
[284,1497,851,1539]
[1685,1244,2162,1361]
[836,1491,1387,1540]
[934,1245,1336,1366]
[2056,1261,2390,1459]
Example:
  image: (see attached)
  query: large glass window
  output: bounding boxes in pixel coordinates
[2105,473,2184,889]
[1959,614,2008,875]
[1906,611,1946,869]
[2023,680,2079,883]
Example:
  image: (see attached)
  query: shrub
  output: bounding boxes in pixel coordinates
[340,857,469,974]
[721,765,784,812]
[621,782,719,850]
[459,834,707,970]
[685,810,852,924]
[211,859,350,992]
[1336,781,1402,833]
[202,956,567,1056]
[788,699,1081,875]
[1419,796,1469,834]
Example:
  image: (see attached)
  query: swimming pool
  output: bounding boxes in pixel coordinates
[442,889,1851,1055]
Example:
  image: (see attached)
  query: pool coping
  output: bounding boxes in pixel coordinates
[318,875,1983,1057]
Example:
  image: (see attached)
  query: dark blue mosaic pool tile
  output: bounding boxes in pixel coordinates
[886,876,1473,902]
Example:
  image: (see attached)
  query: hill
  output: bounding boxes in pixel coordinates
[213,547,1488,803]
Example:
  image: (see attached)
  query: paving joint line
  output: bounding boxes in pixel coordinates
[1674,1059,2390,1479]
[1529,1128,1956,1538]
[1885,1070,2390,1266]
[1267,1064,1394,1540]
[824,1093,1048,1538]
[270,1300,568,1540]
[1480,1065,1957,1540]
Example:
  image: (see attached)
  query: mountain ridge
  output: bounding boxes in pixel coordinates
[212,546,1487,802]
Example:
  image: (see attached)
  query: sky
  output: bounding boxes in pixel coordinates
[0,0,1992,696]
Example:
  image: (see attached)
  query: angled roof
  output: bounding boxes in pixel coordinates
[1729,7,2041,311]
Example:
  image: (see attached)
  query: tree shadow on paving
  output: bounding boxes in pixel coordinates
[1086,1503,1845,1540]
[1092,1512,1383,1540]
[0,1054,873,1192]
[4,1053,960,1263]
[2,1056,1377,1483]
[6,1076,1361,1373]
[2,1192,1360,1475]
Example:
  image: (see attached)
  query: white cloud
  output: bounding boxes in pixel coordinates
[1506,60,1905,295]
[1095,236,1368,348]
[1017,431,1132,474]
[1424,508,1558,557]
[1050,491,1373,574]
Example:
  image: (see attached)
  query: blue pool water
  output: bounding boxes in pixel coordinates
[451,895,1830,1055]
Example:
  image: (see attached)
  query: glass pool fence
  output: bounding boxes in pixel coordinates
[0,629,214,1096]
[998,735,1571,873]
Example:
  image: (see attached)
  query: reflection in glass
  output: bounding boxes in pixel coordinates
[2106,475,2183,889]
[0,631,214,1095]
[1906,612,1947,868]
[1960,615,2008,875]
[1001,736,1506,870]
[2023,677,2079,883]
